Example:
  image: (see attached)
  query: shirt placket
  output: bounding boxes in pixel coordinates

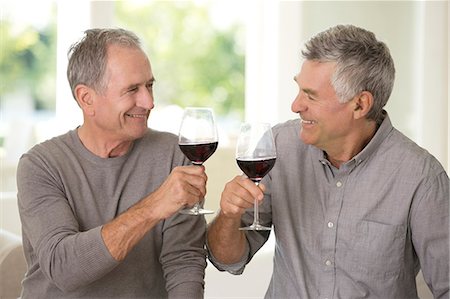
[319,165,348,299]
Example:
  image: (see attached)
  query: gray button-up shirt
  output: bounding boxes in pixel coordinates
[208,113,449,299]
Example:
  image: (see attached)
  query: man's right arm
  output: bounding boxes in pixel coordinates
[102,165,207,261]
[206,176,265,264]
[207,211,247,264]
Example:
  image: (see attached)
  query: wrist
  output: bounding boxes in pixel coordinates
[216,209,242,228]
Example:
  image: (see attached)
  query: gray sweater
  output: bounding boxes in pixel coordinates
[17,128,206,298]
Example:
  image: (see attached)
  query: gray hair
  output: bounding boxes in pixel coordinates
[301,24,395,123]
[67,28,143,99]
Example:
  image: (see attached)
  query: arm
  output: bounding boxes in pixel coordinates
[102,165,207,261]
[207,176,265,264]
[104,167,208,298]
[161,203,207,299]
[411,171,449,298]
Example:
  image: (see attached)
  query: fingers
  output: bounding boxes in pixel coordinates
[169,165,207,201]
[143,165,209,220]
[219,175,265,218]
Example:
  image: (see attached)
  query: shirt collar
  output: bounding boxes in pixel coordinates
[352,110,393,164]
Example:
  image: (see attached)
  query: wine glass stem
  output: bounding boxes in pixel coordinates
[193,162,203,212]
[253,182,260,226]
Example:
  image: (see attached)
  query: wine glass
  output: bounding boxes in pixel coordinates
[178,107,218,215]
[236,122,276,230]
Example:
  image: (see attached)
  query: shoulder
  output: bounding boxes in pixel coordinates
[17,131,76,182]
[133,129,186,166]
[272,119,306,149]
[272,119,300,135]
[380,128,448,189]
[389,128,444,171]
[375,113,445,176]
[139,129,178,149]
[19,131,74,163]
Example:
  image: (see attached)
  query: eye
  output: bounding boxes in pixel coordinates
[128,87,138,93]
[307,94,316,101]
[301,90,316,101]
[146,83,153,91]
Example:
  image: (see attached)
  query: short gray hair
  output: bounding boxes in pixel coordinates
[67,28,142,99]
[301,24,395,123]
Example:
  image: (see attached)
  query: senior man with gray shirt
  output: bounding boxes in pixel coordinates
[207,25,449,299]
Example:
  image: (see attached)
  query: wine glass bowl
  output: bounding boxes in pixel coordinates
[178,107,218,215]
[236,122,276,230]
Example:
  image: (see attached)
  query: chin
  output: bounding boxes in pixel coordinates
[129,127,148,140]
[299,131,314,145]
[136,128,148,138]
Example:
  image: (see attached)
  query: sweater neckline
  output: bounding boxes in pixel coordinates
[68,128,139,166]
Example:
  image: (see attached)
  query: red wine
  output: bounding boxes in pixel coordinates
[236,158,276,182]
[179,142,218,164]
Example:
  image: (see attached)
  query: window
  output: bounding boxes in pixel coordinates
[114,1,245,142]
[0,1,57,192]
[0,0,246,192]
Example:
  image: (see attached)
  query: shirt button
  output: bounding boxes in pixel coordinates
[336,181,342,187]
[325,260,332,266]
[327,222,334,228]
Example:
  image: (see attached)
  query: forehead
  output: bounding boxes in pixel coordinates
[105,44,152,83]
[106,44,149,66]
[296,60,336,92]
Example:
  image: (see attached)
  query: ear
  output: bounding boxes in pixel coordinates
[74,84,95,116]
[352,91,373,120]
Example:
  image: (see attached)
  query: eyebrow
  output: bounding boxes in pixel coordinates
[302,88,318,96]
[130,77,155,88]
[145,77,156,85]
[293,76,318,96]
[120,77,155,96]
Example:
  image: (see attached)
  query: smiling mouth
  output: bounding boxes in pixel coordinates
[300,118,315,125]
[125,113,147,118]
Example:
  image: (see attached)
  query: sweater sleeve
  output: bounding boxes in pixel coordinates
[160,207,207,298]
[17,153,119,292]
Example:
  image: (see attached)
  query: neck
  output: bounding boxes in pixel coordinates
[326,120,377,168]
[77,125,133,158]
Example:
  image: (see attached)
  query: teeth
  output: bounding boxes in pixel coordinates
[301,119,314,124]
[126,114,146,118]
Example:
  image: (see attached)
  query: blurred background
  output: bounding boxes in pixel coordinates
[0,1,448,298]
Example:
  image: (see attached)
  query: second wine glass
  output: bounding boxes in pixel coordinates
[178,107,218,215]
[236,122,276,230]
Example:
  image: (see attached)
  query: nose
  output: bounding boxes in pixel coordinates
[137,87,154,110]
[291,91,306,113]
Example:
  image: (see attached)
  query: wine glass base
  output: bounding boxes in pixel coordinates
[239,224,271,231]
[179,208,215,215]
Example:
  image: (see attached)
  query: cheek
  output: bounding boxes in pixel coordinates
[319,104,350,124]
[325,100,352,117]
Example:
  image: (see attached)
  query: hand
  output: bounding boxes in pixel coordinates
[219,175,265,219]
[145,165,208,220]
